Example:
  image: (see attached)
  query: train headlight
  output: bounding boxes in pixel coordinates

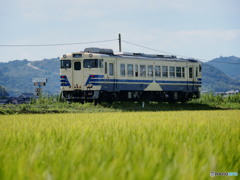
[63,54,67,58]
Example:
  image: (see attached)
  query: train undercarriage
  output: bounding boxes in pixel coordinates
[62,90,200,104]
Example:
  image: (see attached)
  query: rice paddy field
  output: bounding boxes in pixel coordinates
[0,110,239,180]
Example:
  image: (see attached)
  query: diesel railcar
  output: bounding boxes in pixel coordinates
[60,47,202,103]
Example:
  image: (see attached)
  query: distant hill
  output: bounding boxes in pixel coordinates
[202,63,240,92]
[206,56,240,81]
[0,58,60,96]
[0,56,240,95]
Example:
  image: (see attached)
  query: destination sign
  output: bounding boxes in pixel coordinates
[32,78,47,83]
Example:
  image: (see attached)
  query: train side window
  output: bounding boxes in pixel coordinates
[148,65,153,77]
[196,67,198,77]
[109,63,114,76]
[99,59,103,68]
[170,66,175,78]
[199,65,202,72]
[176,67,181,78]
[120,64,125,76]
[162,66,168,78]
[182,67,185,78]
[105,62,107,74]
[189,67,193,78]
[155,66,161,77]
[74,62,81,70]
[127,64,133,77]
[140,65,146,77]
[135,65,138,77]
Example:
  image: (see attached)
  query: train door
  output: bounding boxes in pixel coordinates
[72,60,83,89]
[194,65,199,92]
[104,60,116,91]
[152,63,156,82]
[188,65,194,91]
[103,61,108,89]
[82,59,100,89]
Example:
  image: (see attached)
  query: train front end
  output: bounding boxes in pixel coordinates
[60,51,103,102]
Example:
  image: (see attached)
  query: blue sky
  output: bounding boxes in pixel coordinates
[0,0,240,62]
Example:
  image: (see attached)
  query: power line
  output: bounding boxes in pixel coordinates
[122,40,195,59]
[0,39,118,47]
[1,37,239,65]
[121,40,240,64]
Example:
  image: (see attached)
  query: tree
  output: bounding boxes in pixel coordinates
[0,86,9,98]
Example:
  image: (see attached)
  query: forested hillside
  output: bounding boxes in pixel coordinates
[0,58,60,96]
[206,56,240,80]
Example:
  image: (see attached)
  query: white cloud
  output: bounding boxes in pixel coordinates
[1,0,240,62]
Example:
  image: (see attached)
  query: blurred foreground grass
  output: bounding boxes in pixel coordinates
[0,110,239,180]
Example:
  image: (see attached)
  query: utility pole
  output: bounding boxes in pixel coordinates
[118,33,122,52]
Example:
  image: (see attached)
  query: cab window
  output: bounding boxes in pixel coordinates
[61,60,71,69]
[83,59,99,68]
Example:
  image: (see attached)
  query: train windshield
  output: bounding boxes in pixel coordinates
[61,60,71,69]
[84,59,103,68]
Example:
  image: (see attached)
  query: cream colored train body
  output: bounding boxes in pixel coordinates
[60,48,202,102]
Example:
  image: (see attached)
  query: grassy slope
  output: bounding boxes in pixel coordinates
[0,111,239,180]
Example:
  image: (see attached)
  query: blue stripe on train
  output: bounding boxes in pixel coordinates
[85,75,104,86]
[88,77,202,85]
[91,83,200,92]
[60,75,70,86]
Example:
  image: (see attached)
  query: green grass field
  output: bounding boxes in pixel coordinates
[0,110,239,180]
[0,93,240,115]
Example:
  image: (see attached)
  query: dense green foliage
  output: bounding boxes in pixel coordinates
[0,111,239,180]
[193,93,240,109]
